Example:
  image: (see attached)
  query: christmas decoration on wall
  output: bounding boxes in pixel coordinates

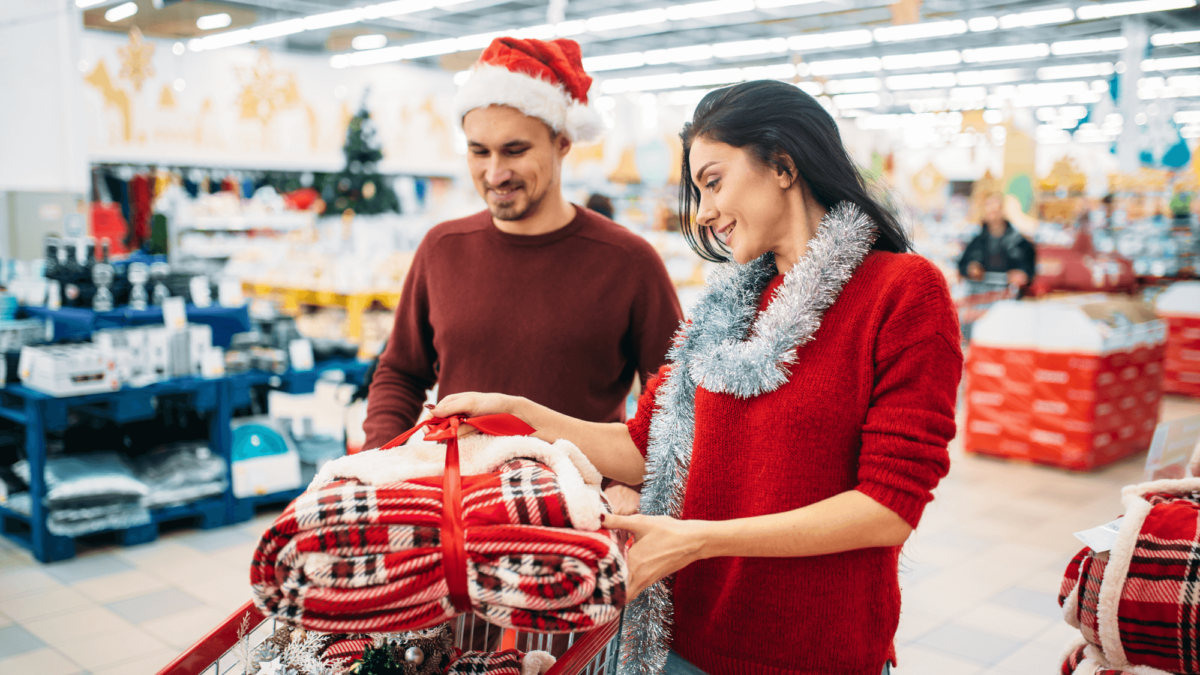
[322,102,400,215]
[117,27,155,92]
[85,60,133,142]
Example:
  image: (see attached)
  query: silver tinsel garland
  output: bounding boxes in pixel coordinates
[618,202,878,675]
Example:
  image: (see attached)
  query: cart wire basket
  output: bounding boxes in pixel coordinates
[156,600,623,675]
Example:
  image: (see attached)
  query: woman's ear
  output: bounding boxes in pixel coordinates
[773,152,797,189]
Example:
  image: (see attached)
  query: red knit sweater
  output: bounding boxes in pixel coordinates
[627,251,962,675]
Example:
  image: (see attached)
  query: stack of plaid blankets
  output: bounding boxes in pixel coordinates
[1058,478,1200,675]
[251,431,626,634]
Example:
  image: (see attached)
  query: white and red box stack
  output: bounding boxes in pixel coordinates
[964,295,1166,471]
[1156,281,1200,398]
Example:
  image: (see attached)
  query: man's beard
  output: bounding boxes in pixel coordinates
[486,182,542,222]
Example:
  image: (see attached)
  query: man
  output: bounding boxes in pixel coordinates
[365,37,680,504]
[959,192,1037,293]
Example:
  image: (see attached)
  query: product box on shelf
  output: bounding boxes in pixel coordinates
[18,345,119,396]
[94,323,218,386]
[1156,281,1200,397]
[230,416,302,498]
[964,295,1167,470]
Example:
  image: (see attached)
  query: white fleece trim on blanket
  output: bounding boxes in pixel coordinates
[1062,574,1082,629]
[311,433,608,531]
[1073,641,1176,675]
[521,650,556,675]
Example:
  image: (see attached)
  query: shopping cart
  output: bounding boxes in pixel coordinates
[956,272,1015,341]
[156,600,622,675]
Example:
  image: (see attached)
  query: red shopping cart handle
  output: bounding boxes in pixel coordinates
[157,600,266,675]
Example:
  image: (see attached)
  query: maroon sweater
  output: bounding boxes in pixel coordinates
[364,206,683,449]
[627,252,962,675]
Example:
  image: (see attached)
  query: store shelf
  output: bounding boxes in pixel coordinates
[242,283,401,340]
[178,213,316,232]
[23,305,252,348]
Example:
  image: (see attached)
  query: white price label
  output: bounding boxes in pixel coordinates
[288,339,314,372]
[162,296,187,332]
[1074,518,1123,553]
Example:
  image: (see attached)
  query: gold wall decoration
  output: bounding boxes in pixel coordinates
[609,146,641,184]
[236,48,302,137]
[1039,156,1087,194]
[158,84,177,109]
[117,27,156,92]
[84,59,132,142]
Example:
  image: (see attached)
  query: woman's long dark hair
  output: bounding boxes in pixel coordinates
[679,80,910,262]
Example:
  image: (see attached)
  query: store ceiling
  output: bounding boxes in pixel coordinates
[81,0,1200,119]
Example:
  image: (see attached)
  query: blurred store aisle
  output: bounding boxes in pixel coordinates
[0,396,1196,675]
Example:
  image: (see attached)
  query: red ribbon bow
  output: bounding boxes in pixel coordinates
[379,414,537,613]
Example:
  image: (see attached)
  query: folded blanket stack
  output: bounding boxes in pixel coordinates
[134,442,227,509]
[251,425,626,635]
[11,452,150,536]
[1058,478,1200,675]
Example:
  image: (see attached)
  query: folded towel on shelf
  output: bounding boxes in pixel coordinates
[11,452,151,536]
[134,442,227,509]
[251,423,626,635]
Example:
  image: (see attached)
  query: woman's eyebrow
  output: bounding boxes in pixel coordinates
[694,161,719,183]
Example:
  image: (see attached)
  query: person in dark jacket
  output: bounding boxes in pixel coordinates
[959,192,1036,291]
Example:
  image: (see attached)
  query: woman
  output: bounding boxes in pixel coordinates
[432,81,962,675]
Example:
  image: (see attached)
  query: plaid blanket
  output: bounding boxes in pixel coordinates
[251,458,626,634]
[1061,642,1143,675]
[1059,480,1200,674]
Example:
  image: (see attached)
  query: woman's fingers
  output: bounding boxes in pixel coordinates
[602,513,647,536]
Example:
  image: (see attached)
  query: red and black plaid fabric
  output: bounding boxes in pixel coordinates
[251,459,626,634]
[1059,491,1200,673]
[1061,643,1141,675]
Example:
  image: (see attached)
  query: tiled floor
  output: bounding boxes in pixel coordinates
[0,396,1196,675]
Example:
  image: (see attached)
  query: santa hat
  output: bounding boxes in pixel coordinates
[453,37,604,143]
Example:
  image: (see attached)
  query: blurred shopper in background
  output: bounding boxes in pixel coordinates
[958,192,1037,295]
[586,192,615,219]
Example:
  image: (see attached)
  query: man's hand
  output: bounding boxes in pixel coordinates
[604,484,642,516]
[1007,269,1029,287]
[967,261,985,281]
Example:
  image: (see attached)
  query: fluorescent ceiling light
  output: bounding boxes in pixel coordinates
[76,0,107,7]
[304,9,364,30]
[808,56,881,76]
[403,38,458,58]
[1051,37,1128,55]
[1038,63,1115,79]
[742,63,797,80]
[586,8,668,32]
[789,29,872,51]
[1175,110,1200,123]
[962,43,1050,63]
[886,72,958,90]
[1076,0,1195,20]
[667,0,756,20]
[823,77,881,94]
[874,20,966,42]
[613,73,686,93]
[250,19,305,40]
[661,89,712,106]
[683,67,747,87]
[352,34,388,50]
[518,24,556,40]
[998,7,1074,29]
[832,93,881,109]
[882,50,961,70]
[1152,30,1200,46]
[195,29,252,51]
[645,45,713,64]
[104,2,137,22]
[968,16,999,31]
[362,0,434,19]
[196,13,232,30]
[796,81,823,95]
[756,0,822,7]
[585,52,649,71]
[956,68,1025,85]
[951,86,988,100]
[555,20,587,36]
[455,31,503,50]
[1144,56,1200,71]
[712,38,788,58]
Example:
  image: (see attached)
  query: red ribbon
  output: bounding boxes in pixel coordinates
[380,413,537,613]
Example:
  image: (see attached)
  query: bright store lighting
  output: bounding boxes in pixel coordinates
[192,29,252,51]
[172,42,185,56]
[196,13,232,30]
[962,44,1050,63]
[1143,56,1200,71]
[453,71,471,86]
[76,0,107,7]
[645,46,711,64]
[1075,0,1195,20]
[823,77,881,94]
[886,72,958,90]
[998,7,1074,29]
[711,38,788,58]
[600,72,683,94]
[788,29,873,51]
[104,2,137,22]
[983,109,1004,124]
[1175,110,1200,123]
[352,34,388,50]
[832,93,881,109]
[660,89,712,107]
[882,50,961,70]
[683,67,747,87]
[755,0,822,7]
[741,63,798,79]
[956,69,1026,85]
[968,16,999,32]
[1152,30,1200,46]
[1050,37,1128,56]
[952,86,988,100]
[808,57,882,76]
[173,78,185,91]
[1036,125,1072,143]
[666,0,757,20]
[584,52,647,71]
[586,8,668,32]
[796,81,823,96]
[874,20,966,42]
[304,9,364,30]
[361,0,434,18]
[1038,63,1115,79]
[250,20,306,41]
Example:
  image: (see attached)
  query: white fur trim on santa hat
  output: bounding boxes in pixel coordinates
[454,64,604,143]
[311,432,607,531]
[521,650,556,675]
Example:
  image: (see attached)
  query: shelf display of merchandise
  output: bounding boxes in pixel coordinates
[1157,281,1200,397]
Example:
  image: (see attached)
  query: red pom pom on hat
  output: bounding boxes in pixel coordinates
[453,37,604,143]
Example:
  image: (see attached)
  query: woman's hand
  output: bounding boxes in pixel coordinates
[431,392,525,421]
[603,514,708,599]
[603,484,642,516]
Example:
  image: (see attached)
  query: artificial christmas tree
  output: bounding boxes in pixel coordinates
[323,105,400,215]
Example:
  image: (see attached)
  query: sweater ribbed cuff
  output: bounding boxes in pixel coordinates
[855,479,930,530]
